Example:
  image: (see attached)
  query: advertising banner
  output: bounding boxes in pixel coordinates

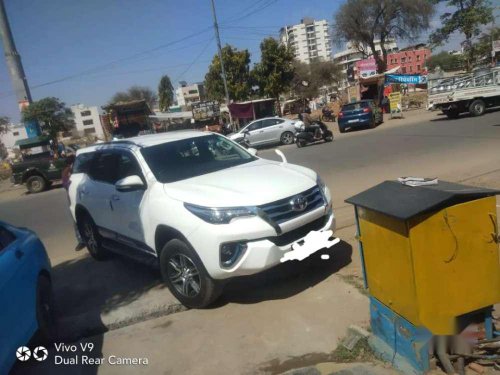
[356,58,377,79]
[192,101,220,121]
[388,92,403,118]
[385,74,427,84]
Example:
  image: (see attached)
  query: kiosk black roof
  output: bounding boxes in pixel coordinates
[345,180,499,220]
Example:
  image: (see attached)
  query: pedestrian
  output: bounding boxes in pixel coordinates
[61,154,75,191]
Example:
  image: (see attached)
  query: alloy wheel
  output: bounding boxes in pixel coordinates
[83,221,98,254]
[167,254,201,297]
[281,132,294,145]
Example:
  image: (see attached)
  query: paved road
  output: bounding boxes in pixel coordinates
[260,109,500,228]
[2,109,499,263]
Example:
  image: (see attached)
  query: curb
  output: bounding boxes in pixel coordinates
[57,302,187,343]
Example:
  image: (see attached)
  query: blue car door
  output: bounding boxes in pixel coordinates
[0,225,36,374]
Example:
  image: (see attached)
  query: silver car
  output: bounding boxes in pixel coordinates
[228,117,297,147]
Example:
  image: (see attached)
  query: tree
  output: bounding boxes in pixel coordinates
[204,45,252,102]
[474,26,500,66]
[0,116,8,134]
[426,51,464,71]
[292,61,344,99]
[429,0,494,71]
[252,37,295,115]
[22,98,74,146]
[334,0,434,73]
[158,75,174,112]
[110,86,157,108]
[0,116,9,159]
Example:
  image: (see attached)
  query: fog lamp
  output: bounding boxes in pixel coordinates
[220,242,247,268]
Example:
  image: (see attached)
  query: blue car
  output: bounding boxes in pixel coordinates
[0,221,54,375]
[337,100,383,133]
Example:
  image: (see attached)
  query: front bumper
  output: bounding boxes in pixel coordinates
[191,204,336,280]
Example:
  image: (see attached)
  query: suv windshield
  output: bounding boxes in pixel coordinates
[140,134,256,183]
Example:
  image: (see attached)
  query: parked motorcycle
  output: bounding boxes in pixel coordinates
[295,121,333,148]
[321,107,336,122]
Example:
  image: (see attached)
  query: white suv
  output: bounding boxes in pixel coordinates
[69,131,335,307]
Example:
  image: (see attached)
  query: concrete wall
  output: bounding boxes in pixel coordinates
[0,124,28,149]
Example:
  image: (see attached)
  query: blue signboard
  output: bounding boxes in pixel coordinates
[385,74,427,84]
[24,121,42,138]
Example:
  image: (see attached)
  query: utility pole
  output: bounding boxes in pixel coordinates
[209,0,232,126]
[0,0,32,107]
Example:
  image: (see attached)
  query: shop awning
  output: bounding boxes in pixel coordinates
[15,135,50,148]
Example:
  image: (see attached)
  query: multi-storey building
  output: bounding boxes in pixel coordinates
[71,104,105,139]
[176,82,205,108]
[280,18,332,64]
[333,39,399,88]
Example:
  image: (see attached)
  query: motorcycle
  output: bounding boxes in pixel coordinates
[321,107,336,122]
[295,121,333,148]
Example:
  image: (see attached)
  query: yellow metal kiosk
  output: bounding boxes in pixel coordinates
[346,180,500,373]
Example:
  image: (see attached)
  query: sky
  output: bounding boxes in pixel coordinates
[0,0,464,122]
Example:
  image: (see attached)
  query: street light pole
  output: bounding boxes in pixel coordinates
[209,0,232,126]
[0,0,32,106]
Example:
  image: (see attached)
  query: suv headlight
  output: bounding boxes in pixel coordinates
[316,175,328,202]
[184,203,256,224]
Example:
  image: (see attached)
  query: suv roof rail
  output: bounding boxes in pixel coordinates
[96,140,140,147]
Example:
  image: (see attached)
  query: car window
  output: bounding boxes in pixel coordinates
[0,226,16,252]
[73,152,95,174]
[116,152,144,182]
[140,134,256,183]
[342,102,370,111]
[261,119,278,128]
[88,151,120,184]
[246,121,262,131]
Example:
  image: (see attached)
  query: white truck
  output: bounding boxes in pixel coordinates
[427,67,500,119]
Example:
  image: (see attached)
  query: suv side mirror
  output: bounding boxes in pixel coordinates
[116,175,145,192]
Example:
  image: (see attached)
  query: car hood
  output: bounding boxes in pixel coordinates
[227,132,243,140]
[163,158,317,207]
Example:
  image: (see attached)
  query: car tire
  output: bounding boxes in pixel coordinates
[369,117,376,129]
[444,109,460,119]
[160,239,221,308]
[36,275,57,343]
[339,126,346,133]
[280,131,294,145]
[79,213,110,260]
[469,99,485,117]
[26,175,47,194]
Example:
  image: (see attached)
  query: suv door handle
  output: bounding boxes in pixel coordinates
[111,195,120,201]
[259,130,264,133]
[15,249,24,259]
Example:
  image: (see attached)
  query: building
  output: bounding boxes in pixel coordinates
[0,123,28,150]
[333,39,398,88]
[387,45,431,74]
[280,18,332,64]
[70,104,104,139]
[176,82,205,107]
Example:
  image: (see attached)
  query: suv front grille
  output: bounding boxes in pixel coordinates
[268,215,328,246]
[258,185,325,224]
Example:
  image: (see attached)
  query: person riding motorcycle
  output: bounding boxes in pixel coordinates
[298,108,322,140]
[321,106,335,122]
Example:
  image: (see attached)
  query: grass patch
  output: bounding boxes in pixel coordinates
[337,274,369,296]
[332,337,375,362]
